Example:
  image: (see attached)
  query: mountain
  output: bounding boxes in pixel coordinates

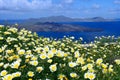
[1,16,111,32]
[20,22,103,32]
[20,16,107,32]
[25,15,73,24]
[25,16,113,24]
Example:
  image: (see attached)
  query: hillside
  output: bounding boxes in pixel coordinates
[20,22,103,32]
[0,26,120,80]
[25,16,113,24]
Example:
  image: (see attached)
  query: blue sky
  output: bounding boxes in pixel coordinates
[0,0,120,19]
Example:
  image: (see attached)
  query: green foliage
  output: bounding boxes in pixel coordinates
[0,25,120,80]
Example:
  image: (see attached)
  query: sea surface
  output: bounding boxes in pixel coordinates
[0,20,25,25]
[0,20,120,42]
[37,21,120,42]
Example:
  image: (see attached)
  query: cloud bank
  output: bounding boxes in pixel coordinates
[114,0,120,4]
[0,0,52,11]
[0,0,120,19]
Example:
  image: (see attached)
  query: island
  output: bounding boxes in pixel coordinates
[19,22,103,32]
[1,15,107,32]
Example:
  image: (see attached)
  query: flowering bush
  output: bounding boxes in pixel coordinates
[0,25,120,80]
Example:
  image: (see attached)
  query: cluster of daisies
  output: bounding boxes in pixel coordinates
[0,25,120,80]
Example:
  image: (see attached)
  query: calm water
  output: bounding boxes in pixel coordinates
[0,20,120,42]
[37,21,120,42]
[0,20,25,25]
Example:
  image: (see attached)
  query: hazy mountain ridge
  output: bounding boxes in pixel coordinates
[1,16,118,32]
[25,16,114,23]
[20,22,103,32]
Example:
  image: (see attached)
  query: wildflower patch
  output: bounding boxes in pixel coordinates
[0,26,120,80]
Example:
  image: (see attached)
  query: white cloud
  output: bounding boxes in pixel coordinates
[0,0,52,11]
[109,8,120,14]
[0,0,76,12]
[92,4,100,9]
[84,10,90,13]
[63,0,74,4]
[114,0,120,4]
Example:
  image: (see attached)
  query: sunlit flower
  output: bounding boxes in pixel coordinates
[4,31,11,35]
[88,73,95,80]
[108,65,113,72]
[8,28,18,33]
[56,50,64,57]
[18,49,25,55]
[0,37,3,40]
[29,61,38,66]
[87,63,93,70]
[96,58,103,65]
[102,69,108,73]
[82,65,87,71]
[47,59,53,63]
[68,62,77,68]
[101,63,108,69]
[11,61,20,69]
[44,46,49,52]
[76,57,85,65]
[2,74,13,80]
[40,53,47,60]
[0,62,4,67]
[70,72,77,78]
[84,72,89,79]
[28,78,32,80]
[58,74,66,80]
[84,72,95,80]
[49,64,57,72]
[47,51,54,58]
[6,49,14,54]
[3,63,9,69]
[27,71,34,77]
[0,70,8,76]
[74,51,80,58]
[51,48,57,53]
[114,59,120,65]
[31,56,37,61]
[36,67,43,73]
[12,72,21,78]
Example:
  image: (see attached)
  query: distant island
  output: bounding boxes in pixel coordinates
[2,15,117,32]
[19,22,103,32]
[16,15,113,32]
[25,15,114,24]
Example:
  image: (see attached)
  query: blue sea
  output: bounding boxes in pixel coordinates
[0,20,25,24]
[37,21,120,42]
[0,20,120,42]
